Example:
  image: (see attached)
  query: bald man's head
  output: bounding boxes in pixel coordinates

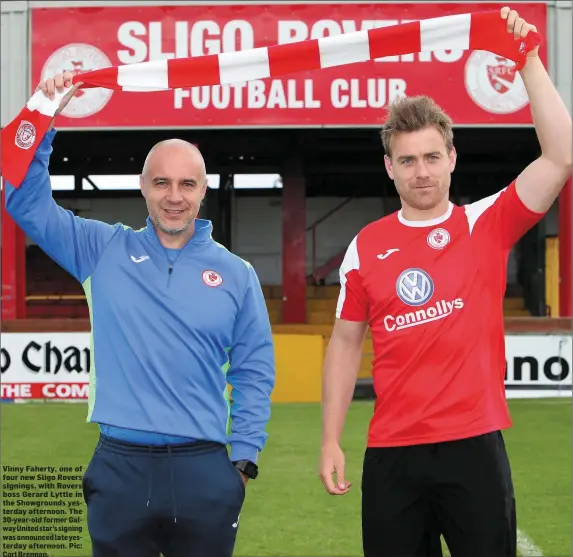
[139,138,208,242]
[141,139,207,183]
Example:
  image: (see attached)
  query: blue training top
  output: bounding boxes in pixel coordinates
[4,129,276,463]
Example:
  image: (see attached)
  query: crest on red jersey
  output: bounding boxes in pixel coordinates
[427,228,450,250]
[202,270,223,287]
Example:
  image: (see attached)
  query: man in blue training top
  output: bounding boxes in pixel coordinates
[4,72,276,557]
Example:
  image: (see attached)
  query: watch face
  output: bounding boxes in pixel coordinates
[237,461,258,479]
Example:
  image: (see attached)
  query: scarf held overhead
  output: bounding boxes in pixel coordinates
[1,10,541,187]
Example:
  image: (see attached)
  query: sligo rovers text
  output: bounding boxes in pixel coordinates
[116,19,465,64]
[384,298,464,332]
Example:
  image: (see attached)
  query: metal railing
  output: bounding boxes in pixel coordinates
[306,195,358,283]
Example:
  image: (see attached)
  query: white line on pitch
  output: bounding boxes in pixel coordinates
[517,529,544,556]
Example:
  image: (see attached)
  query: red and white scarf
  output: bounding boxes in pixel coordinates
[1,10,541,187]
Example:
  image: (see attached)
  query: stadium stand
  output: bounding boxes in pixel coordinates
[25,243,531,384]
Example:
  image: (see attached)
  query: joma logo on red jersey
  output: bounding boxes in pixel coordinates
[384,298,464,332]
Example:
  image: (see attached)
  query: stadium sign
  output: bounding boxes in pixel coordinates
[0,331,570,400]
[504,334,572,397]
[30,2,546,129]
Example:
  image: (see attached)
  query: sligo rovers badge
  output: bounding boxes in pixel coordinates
[427,228,450,250]
[487,56,517,94]
[464,51,529,115]
[40,43,113,118]
[202,270,223,287]
[15,121,37,149]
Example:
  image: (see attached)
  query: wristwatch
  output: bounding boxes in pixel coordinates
[233,459,259,479]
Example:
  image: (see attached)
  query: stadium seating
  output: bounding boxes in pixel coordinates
[26,246,88,318]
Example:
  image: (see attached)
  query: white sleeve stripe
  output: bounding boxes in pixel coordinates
[464,188,506,234]
[335,283,346,318]
[336,235,360,317]
[339,235,360,276]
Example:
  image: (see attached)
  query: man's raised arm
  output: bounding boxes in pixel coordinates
[4,73,120,284]
[504,7,573,213]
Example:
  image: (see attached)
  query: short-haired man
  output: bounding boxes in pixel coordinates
[319,7,571,557]
[4,73,276,557]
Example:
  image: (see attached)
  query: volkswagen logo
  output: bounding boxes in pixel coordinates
[396,268,434,307]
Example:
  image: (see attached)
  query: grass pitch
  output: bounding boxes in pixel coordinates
[1,398,571,556]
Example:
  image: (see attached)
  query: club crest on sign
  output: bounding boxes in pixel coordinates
[15,120,36,150]
[202,270,223,287]
[427,228,450,250]
[41,43,113,118]
[464,51,529,115]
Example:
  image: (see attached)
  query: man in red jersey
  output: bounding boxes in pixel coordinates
[319,6,572,557]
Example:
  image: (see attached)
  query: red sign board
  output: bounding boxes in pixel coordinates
[30,2,547,129]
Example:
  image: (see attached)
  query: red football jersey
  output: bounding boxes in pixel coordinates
[336,181,546,447]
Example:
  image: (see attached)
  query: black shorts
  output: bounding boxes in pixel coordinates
[361,430,516,557]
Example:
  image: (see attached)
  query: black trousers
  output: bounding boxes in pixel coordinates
[82,434,245,557]
[361,431,516,557]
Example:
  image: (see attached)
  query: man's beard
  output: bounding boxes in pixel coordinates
[151,213,194,235]
[399,180,446,211]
